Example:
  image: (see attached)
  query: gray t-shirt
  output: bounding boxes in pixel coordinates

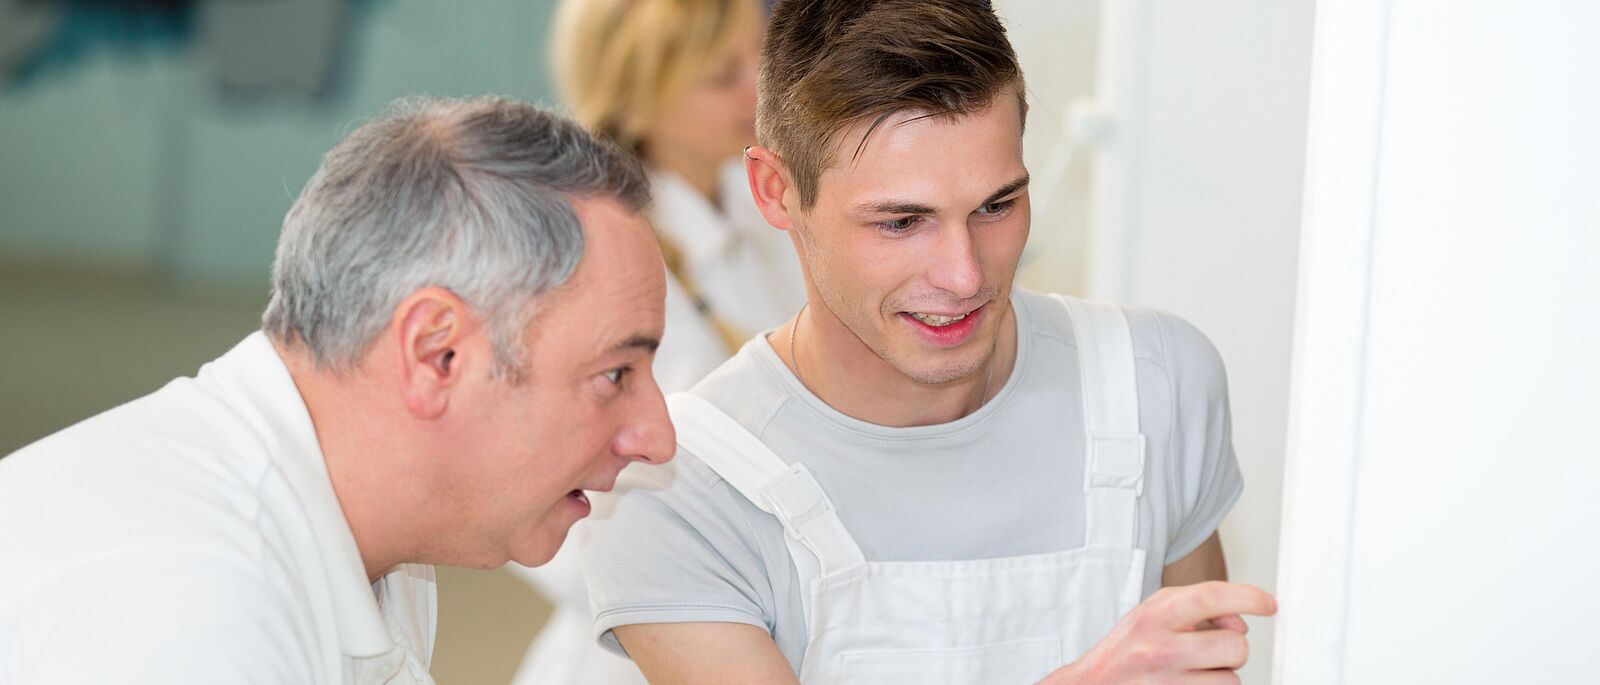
[582,289,1243,672]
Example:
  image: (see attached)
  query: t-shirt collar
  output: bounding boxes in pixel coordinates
[749,290,1034,440]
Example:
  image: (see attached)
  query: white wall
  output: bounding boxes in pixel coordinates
[1276,1,1600,683]
[994,0,1098,296]
[1079,1,1317,682]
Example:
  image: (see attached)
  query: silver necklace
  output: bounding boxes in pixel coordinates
[788,304,999,405]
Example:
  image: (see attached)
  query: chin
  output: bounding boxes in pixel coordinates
[887,339,994,386]
[896,357,986,386]
[507,527,573,568]
[509,548,558,568]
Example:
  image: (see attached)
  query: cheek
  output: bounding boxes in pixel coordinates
[976,217,1029,267]
[551,400,625,464]
[823,241,918,317]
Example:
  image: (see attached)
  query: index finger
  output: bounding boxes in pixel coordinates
[1162,581,1277,630]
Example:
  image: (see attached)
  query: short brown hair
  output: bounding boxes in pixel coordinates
[757,0,1025,208]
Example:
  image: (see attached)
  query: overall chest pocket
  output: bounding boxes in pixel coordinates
[835,638,1062,685]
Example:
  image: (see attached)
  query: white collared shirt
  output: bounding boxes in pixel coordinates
[0,333,435,684]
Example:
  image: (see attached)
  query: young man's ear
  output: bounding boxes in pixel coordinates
[743,145,800,231]
[393,286,473,419]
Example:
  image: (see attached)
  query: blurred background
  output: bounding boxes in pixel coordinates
[0,0,1315,682]
[1,2,570,681]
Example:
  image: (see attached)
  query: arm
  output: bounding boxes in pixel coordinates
[1162,532,1246,634]
[1161,532,1228,586]
[615,622,799,685]
[582,460,798,684]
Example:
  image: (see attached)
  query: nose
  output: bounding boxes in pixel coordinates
[613,377,676,466]
[926,222,984,300]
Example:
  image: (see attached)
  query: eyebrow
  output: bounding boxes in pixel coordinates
[982,174,1031,206]
[608,334,660,355]
[852,173,1031,217]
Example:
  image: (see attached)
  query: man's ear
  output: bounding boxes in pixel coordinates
[394,287,473,420]
[744,145,800,231]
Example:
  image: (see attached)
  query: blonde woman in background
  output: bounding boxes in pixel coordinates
[510,1,803,682]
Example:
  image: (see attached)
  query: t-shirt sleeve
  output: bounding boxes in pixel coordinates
[581,452,778,657]
[1154,311,1246,564]
[0,549,316,683]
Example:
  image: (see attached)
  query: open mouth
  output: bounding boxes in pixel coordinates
[567,490,590,506]
[907,311,970,327]
[900,303,986,347]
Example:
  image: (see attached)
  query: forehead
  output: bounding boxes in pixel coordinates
[813,94,1027,213]
[533,196,665,350]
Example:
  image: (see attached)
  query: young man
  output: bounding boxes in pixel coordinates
[0,96,675,683]
[581,1,1275,683]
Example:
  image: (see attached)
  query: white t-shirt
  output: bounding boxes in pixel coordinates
[0,333,435,684]
[582,289,1245,672]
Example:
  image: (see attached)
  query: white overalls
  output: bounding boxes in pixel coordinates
[667,296,1148,684]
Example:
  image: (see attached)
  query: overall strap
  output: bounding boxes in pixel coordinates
[666,393,867,587]
[1053,296,1146,551]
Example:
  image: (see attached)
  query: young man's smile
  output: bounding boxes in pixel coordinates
[899,301,987,348]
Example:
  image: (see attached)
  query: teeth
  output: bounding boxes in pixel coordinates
[910,312,967,327]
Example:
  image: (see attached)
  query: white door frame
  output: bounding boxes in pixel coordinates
[1271,0,1392,683]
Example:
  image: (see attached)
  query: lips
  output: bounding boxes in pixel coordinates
[899,302,985,348]
[565,474,621,507]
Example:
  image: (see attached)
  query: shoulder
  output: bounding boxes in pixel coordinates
[598,444,767,547]
[1127,308,1229,394]
[0,379,280,601]
[686,337,797,436]
[603,340,798,570]
[582,449,788,638]
[1017,289,1227,386]
[4,365,279,479]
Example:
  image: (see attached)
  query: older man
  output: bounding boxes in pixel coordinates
[0,96,675,683]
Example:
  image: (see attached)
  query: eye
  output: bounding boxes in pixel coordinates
[877,216,922,234]
[976,199,1015,218]
[603,366,631,387]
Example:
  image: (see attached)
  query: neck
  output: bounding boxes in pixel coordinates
[646,145,722,207]
[772,298,1019,427]
[279,346,421,583]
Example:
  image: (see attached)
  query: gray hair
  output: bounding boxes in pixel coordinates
[262,95,650,381]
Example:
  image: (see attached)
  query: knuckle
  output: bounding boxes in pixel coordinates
[1173,587,1205,619]
[1126,641,1170,673]
[1223,632,1250,668]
